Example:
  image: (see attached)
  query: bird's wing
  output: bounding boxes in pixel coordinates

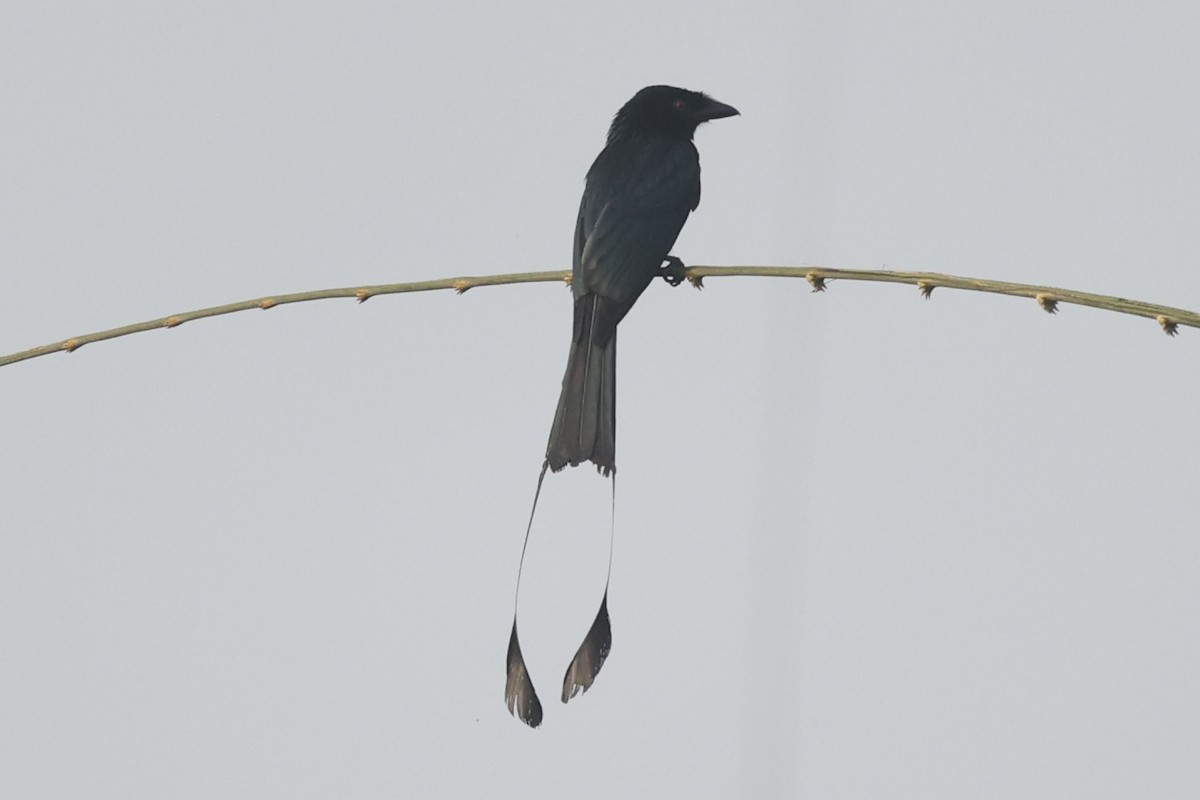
[573,141,700,324]
[580,201,690,303]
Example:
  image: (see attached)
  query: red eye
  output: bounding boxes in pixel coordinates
[673,99,686,111]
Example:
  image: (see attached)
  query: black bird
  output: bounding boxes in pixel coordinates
[506,85,738,728]
[545,85,740,474]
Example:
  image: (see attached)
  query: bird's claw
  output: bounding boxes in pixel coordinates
[660,256,687,287]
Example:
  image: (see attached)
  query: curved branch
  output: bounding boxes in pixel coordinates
[2,265,1194,369]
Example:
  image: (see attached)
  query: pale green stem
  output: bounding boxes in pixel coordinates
[2,266,1193,369]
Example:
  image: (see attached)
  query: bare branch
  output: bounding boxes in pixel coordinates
[3,265,1195,368]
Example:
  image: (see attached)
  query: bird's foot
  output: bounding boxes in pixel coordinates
[660,255,688,287]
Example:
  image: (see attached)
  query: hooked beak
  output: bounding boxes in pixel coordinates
[699,97,740,122]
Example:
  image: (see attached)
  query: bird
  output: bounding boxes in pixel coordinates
[545,85,740,475]
[506,85,738,728]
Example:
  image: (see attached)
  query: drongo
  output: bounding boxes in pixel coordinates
[545,85,740,474]
[506,86,738,728]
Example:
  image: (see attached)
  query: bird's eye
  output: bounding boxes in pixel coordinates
[673,99,686,111]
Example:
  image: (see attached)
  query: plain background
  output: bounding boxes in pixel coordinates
[3,2,1199,797]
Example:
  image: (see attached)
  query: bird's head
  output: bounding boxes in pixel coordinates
[608,85,739,142]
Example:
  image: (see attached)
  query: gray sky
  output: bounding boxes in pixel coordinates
[3,2,1199,797]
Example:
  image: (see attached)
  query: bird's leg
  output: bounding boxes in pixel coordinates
[659,255,688,287]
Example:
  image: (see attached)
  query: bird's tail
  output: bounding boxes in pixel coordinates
[546,296,616,475]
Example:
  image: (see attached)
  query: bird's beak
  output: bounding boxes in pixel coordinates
[699,97,740,121]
